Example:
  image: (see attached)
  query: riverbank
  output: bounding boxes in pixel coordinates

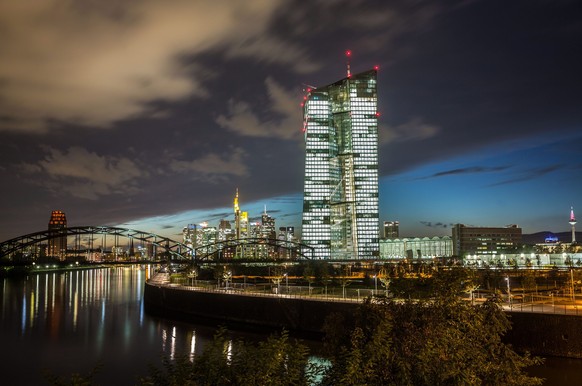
[144,280,582,359]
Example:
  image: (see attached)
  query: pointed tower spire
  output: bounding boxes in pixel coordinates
[264,204,267,216]
[234,189,240,239]
[234,188,239,213]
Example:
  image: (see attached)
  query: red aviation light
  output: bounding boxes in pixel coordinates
[300,102,304,107]
[374,65,379,71]
[375,112,381,117]
[345,50,352,57]
[306,87,311,93]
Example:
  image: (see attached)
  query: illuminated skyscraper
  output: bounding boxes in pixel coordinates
[301,68,379,259]
[233,189,248,240]
[234,189,241,239]
[47,210,67,259]
[260,206,276,239]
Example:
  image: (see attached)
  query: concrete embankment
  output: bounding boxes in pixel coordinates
[144,282,356,335]
[144,281,582,358]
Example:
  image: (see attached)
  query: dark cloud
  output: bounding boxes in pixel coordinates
[420,221,455,229]
[421,166,511,179]
[489,165,563,187]
[0,0,581,240]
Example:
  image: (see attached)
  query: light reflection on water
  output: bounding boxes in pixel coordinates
[1,266,581,385]
[0,267,219,385]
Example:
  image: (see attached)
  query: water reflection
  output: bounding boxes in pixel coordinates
[0,266,220,385]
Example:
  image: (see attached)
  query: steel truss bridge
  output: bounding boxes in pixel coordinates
[0,226,313,265]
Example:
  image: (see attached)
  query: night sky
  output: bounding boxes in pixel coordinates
[1,0,581,243]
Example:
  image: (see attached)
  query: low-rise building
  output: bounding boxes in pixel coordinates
[379,236,453,259]
[452,224,522,257]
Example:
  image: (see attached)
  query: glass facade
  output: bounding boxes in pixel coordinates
[301,70,379,259]
[379,236,453,259]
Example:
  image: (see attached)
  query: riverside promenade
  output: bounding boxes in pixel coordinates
[144,273,582,358]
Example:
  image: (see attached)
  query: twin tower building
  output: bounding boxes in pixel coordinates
[301,68,380,260]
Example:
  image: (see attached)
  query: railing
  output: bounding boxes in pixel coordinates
[498,293,582,316]
[148,276,383,304]
[149,274,582,315]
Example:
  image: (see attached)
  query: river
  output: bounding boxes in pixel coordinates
[0,266,580,385]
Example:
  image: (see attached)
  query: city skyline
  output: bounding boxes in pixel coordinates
[1,1,581,242]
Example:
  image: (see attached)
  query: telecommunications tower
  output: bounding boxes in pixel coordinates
[570,206,577,244]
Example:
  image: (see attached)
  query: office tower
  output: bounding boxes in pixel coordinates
[234,189,241,239]
[452,224,522,257]
[301,68,379,259]
[218,219,234,242]
[183,224,197,256]
[219,219,231,230]
[383,221,400,239]
[279,226,295,241]
[47,210,67,259]
[233,189,248,239]
[261,206,276,239]
[570,207,577,244]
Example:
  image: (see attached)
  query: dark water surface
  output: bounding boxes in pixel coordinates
[1,267,581,385]
[0,267,224,385]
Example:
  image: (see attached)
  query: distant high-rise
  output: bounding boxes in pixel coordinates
[301,67,379,259]
[570,206,577,244]
[233,189,249,239]
[183,224,197,255]
[47,210,67,259]
[279,226,295,241]
[383,221,400,239]
[234,189,241,239]
[261,206,276,239]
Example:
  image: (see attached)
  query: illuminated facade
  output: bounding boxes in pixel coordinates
[260,207,276,239]
[301,69,379,259]
[47,210,67,259]
[452,224,522,257]
[380,236,453,259]
[383,221,400,239]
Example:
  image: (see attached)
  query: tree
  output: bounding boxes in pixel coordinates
[270,265,286,294]
[338,265,352,298]
[322,268,543,386]
[522,270,537,293]
[302,263,316,295]
[377,267,391,296]
[141,328,319,386]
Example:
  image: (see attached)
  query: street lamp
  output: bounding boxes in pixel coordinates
[505,276,511,309]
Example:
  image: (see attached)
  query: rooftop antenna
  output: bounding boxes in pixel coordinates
[345,50,352,78]
[302,83,317,92]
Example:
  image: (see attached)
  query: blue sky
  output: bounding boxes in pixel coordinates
[123,130,581,239]
[0,1,581,242]
[379,131,582,237]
